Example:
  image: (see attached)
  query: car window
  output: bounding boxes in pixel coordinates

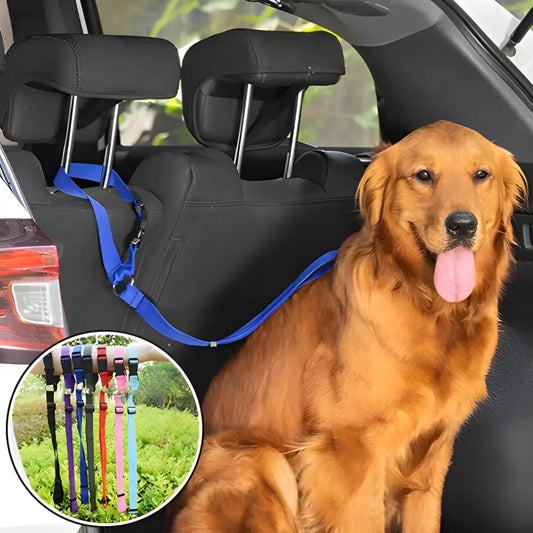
[96,0,379,148]
[0,0,13,50]
[495,0,533,18]
[0,1,15,146]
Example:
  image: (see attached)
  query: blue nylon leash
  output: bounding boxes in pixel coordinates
[54,164,338,346]
[126,346,138,514]
[71,344,89,505]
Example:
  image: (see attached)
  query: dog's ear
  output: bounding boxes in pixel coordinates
[356,151,391,227]
[498,148,529,242]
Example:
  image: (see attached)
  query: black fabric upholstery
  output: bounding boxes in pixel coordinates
[123,147,362,398]
[442,253,533,533]
[182,29,344,151]
[0,34,179,142]
[6,149,164,332]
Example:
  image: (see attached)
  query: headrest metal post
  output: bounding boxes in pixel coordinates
[101,103,120,189]
[283,89,304,179]
[234,83,253,174]
[61,95,79,174]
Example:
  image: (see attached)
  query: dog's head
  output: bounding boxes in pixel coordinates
[357,120,528,303]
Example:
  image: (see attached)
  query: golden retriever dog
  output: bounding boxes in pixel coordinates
[166,121,527,532]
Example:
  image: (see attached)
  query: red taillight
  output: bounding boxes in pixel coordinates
[0,220,65,358]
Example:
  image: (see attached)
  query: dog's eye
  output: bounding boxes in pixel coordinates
[474,170,489,182]
[415,170,433,183]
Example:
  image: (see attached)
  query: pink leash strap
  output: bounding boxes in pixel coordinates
[114,347,127,513]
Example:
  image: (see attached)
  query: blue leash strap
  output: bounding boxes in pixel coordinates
[126,347,138,514]
[54,164,144,289]
[71,344,89,505]
[117,250,337,346]
[54,164,338,346]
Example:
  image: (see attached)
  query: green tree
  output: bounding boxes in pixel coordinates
[62,334,135,347]
[135,361,198,415]
[97,0,379,147]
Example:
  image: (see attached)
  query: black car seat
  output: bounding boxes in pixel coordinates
[181,28,361,185]
[441,213,533,532]
[0,30,363,399]
[0,34,180,332]
[124,29,364,396]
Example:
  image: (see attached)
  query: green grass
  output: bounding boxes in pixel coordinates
[13,386,200,524]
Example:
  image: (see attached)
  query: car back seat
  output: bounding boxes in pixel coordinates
[0,34,180,331]
[442,212,533,532]
[124,29,364,394]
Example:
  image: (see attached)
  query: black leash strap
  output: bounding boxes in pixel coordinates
[43,353,64,506]
[81,344,98,512]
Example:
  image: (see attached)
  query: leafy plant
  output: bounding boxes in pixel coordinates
[12,363,200,523]
[63,334,135,347]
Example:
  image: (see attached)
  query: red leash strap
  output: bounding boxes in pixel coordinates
[97,345,112,507]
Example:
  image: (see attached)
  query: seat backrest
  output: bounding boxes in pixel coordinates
[0,34,179,330]
[126,29,364,396]
[441,220,533,532]
[181,27,361,185]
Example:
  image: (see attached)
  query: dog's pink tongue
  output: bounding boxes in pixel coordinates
[433,246,476,303]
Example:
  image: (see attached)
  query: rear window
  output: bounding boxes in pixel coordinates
[96,0,379,148]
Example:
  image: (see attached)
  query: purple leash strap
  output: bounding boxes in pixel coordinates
[61,347,78,514]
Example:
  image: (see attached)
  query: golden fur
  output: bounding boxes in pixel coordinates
[167,121,527,533]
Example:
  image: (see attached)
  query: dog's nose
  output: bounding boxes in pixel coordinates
[445,211,478,241]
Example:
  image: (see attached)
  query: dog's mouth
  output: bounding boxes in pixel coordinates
[409,223,437,264]
[409,223,476,303]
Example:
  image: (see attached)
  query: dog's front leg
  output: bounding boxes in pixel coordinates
[295,428,386,533]
[400,435,455,533]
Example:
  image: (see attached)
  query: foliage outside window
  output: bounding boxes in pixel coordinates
[96,0,379,147]
[497,0,533,18]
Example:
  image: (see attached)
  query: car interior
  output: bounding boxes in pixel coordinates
[0,0,532,532]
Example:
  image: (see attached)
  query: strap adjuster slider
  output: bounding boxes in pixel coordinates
[113,275,134,296]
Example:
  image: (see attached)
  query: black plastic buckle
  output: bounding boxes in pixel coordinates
[100,402,108,411]
[115,405,124,414]
[72,355,82,371]
[46,402,56,411]
[128,357,139,376]
[115,360,125,377]
[131,226,145,247]
[60,357,72,374]
[131,202,146,247]
[65,404,74,413]
[85,404,95,413]
[76,399,84,408]
[97,355,108,374]
[81,354,93,375]
[127,406,136,415]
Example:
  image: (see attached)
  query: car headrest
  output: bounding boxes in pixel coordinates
[181,29,345,151]
[0,34,180,142]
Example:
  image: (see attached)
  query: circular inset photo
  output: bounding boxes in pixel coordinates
[7,332,202,526]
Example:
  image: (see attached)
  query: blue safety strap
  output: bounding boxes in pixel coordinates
[126,346,138,514]
[71,344,89,505]
[54,164,338,346]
